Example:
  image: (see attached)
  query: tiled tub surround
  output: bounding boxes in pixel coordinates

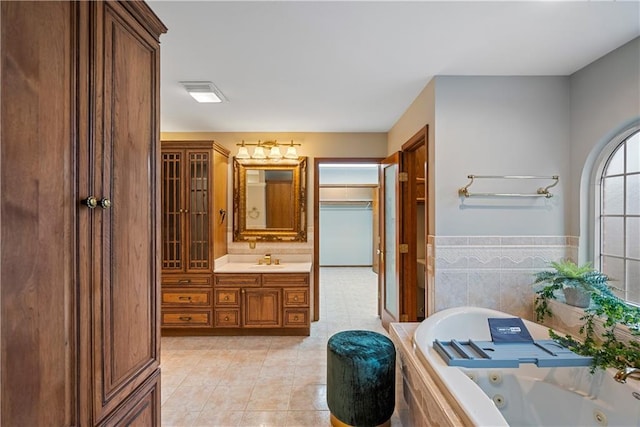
[427,235,578,319]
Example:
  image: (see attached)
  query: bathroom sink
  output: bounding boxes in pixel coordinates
[250,264,285,269]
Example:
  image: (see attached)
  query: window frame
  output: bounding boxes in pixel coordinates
[594,125,640,305]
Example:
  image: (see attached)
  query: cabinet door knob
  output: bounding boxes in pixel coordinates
[224,316,229,321]
[293,296,299,301]
[100,198,112,209]
[83,196,98,209]
[294,315,299,321]
[224,295,229,301]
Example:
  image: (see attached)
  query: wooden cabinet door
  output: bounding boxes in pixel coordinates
[96,371,161,427]
[92,1,163,422]
[185,149,213,273]
[0,2,78,425]
[161,144,228,275]
[243,289,282,327]
[161,150,186,272]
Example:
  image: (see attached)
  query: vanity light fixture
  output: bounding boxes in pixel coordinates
[269,144,283,160]
[236,141,251,159]
[235,140,301,160]
[284,140,299,159]
[180,81,226,103]
[252,142,267,159]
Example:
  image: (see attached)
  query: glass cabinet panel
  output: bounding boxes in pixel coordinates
[188,152,210,270]
[162,152,183,270]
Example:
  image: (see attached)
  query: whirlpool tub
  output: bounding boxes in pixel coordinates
[411,306,640,426]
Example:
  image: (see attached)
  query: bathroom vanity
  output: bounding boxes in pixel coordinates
[160,149,312,336]
[162,257,312,336]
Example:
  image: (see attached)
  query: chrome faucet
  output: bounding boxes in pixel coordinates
[614,367,640,383]
[264,254,271,265]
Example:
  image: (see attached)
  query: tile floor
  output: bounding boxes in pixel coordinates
[161,267,403,426]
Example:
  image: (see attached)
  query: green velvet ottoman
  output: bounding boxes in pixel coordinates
[326,330,396,427]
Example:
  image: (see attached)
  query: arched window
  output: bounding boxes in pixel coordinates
[597,129,640,305]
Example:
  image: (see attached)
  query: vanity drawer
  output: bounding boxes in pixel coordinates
[162,311,212,327]
[162,289,211,306]
[214,273,261,287]
[283,288,309,307]
[283,309,308,327]
[262,273,309,287]
[214,309,240,327]
[162,275,211,286]
[214,289,240,306]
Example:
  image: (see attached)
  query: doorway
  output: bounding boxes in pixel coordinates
[379,126,428,328]
[313,158,384,321]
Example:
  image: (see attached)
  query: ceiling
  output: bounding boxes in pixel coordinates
[149,1,640,133]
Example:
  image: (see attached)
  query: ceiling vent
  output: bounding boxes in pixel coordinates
[180,81,226,103]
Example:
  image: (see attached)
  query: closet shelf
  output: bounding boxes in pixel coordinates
[458,175,559,199]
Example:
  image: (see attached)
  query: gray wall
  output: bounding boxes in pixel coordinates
[569,37,640,261]
[433,76,570,236]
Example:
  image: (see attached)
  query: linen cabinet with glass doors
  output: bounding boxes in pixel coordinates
[161,141,229,331]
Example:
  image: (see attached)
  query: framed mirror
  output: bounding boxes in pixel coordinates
[233,157,307,241]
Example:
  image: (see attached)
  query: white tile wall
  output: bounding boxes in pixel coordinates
[428,235,578,320]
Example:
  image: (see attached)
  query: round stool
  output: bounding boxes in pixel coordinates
[326,330,396,427]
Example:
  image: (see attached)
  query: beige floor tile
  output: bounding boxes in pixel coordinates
[246,384,291,411]
[292,369,326,387]
[239,410,288,427]
[161,384,177,406]
[288,384,328,410]
[258,362,296,381]
[202,384,254,411]
[192,408,244,427]
[162,384,216,412]
[161,408,200,427]
[285,410,331,426]
[180,366,226,387]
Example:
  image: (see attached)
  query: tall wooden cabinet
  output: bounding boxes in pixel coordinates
[0,1,166,425]
[160,141,229,330]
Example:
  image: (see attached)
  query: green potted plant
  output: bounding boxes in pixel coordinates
[533,260,640,372]
[533,260,613,310]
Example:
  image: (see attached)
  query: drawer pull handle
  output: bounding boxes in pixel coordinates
[224,295,229,301]
[224,316,229,321]
[293,296,299,301]
[179,316,192,321]
[178,296,192,301]
[294,315,299,321]
[178,279,192,284]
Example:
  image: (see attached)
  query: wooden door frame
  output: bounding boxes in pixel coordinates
[400,126,428,321]
[313,157,384,321]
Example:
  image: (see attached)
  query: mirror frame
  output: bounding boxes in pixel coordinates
[233,157,307,242]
